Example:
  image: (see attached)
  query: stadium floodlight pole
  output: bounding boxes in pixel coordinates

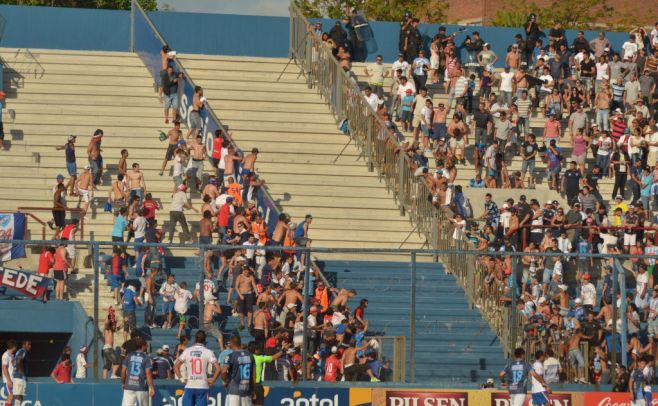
[92,241,100,381]
[409,251,417,383]
[301,247,312,380]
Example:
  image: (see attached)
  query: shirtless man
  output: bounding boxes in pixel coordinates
[118,149,128,177]
[514,67,529,98]
[102,316,120,379]
[252,302,269,346]
[241,148,259,184]
[432,102,447,142]
[596,298,613,331]
[126,163,146,205]
[331,288,357,308]
[160,121,182,176]
[108,174,127,206]
[87,129,103,187]
[235,267,258,329]
[278,283,303,326]
[185,86,204,140]
[202,177,220,201]
[341,341,378,381]
[187,135,206,191]
[505,46,521,70]
[552,284,570,316]
[271,214,290,246]
[76,165,93,216]
[144,268,157,328]
[568,328,593,383]
[202,292,225,351]
[446,114,468,163]
[199,211,213,245]
[232,207,248,234]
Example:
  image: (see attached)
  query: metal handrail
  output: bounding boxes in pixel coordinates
[18,206,85,240]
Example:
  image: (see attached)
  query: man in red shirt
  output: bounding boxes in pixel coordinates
[38,247,55,276]
[355,299,368,325]
[217,197,232,241]
[141,193,159,225]
[610,109,627,143]
[323,346,342,382]
[50,354,73,384]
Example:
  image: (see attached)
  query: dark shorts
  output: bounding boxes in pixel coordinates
[238,292,255,314]
[254,383,264,405]
[199,236,212,245]
[102,347,120,370]
[401,110,412,122]
[432,123,447,140]
[165,143,177,161]
[124,310,137,333]
[53,210,66,227]
[54,270,66,281]
[190,111,203,130]
[294,236,310,246]
[110,275,123,289]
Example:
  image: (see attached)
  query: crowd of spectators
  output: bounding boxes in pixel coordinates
[313,15,658,385]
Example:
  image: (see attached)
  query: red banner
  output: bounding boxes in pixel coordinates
[385,391,468,406]
[491,392,572,406]
[583,392,657,406]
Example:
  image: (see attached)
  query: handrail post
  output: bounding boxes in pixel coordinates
[198,245,205,330]
[301,247,312,380]
[398,156,406,215]
[92,241,100,381]
[409,251,417,384]
[365,116,374,172]
[130,0,135,52]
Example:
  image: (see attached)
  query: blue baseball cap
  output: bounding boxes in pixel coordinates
[56,174,64,180]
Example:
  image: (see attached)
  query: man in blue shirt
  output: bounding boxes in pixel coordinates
[222,336,255,406]
[499,348,546,406]
[112,207,129,247]
[122,285,142,342]
[629,356,647,405]
[12,340,31,405]
[121,337,154,406]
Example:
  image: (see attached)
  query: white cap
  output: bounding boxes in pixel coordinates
[331,346,338,353]
[162,344,170,351]
[575,298,582,304]
[502,203,509,209]
[538,297,546,304]
[559,284,568,291]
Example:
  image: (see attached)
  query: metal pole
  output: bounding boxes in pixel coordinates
[618,259,628,368]
[288,1,294,59]
[610,260,618,382]
[130,0,135,52]
[198,246,205,328]
[409,252,417,383]
[301,248,312,380]
[510,255,518,351]
[92,241,100,381]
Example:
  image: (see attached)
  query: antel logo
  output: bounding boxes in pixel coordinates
[386,391,468,406]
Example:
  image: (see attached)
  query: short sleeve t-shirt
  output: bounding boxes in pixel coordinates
[174,289,193,314]
[531,361,546,393]
[495,120,513,140]
[1,351,14,383]
[122,351,152,391]
[500,71,514,92]
[112,215,129,238]
[179,344,217,390]
[521,141,538,160]
[503,360,533,394]
[366,63,386,84]
[226,349,255,396]
[75,353,87,379]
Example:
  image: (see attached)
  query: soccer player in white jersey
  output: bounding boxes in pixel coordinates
[530,350,552,405]
[174,330,220,406]
[1,340,17,406]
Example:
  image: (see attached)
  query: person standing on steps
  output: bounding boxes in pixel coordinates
[167,184,198,244]
[55,135,77,196]
[160,121,182,176]
[185,86,204,141]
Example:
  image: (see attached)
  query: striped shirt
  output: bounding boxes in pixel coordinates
[454,76,468,97]
[611,83,625,102]
[645,56,658,74]
[516,98,531,118]
[611,119,626,142]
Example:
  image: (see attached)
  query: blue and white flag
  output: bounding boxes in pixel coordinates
[0,213,27,261]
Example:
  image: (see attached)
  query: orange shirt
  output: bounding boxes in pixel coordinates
[315,287,330,311]
[251,221,267,244]
[227,183,242,205]
[38,251,54,275]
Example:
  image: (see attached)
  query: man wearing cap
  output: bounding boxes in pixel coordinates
[74,346,89,379]
[152,346,173,379]
[581,274,597,313]
[167,184,198,244]
[55,135,77,196]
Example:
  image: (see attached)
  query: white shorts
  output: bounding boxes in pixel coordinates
[226,394,253,406]
[12,378,26,396]
[79,189,90,203]
[122,389,149,406]
[624,233,637,246]
[66,244,76,258]
[510,393,526,406]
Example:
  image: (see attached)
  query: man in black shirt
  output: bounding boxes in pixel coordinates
[572,31,590,54]
[548,22,567,48]
[579,53,596,100]
[584,166,605,208]
[562,161,582,205]
[473,102,493,146]
[404,19,421,63]
[611,149,630,199]
[520,134,538,188]
[329,21,348,48]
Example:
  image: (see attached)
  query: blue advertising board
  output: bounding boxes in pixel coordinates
[0,382,349,406]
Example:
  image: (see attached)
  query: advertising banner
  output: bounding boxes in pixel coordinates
[0,212,26,260]
[370,389,491,406]
[583,392,657,406]
[0,267,50,299]
[490,391,574,406]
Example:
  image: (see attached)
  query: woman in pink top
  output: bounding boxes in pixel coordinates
[542,114,562,148]
[571,128,591,175]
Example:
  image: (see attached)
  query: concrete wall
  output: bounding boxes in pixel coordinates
[0,4,629,66]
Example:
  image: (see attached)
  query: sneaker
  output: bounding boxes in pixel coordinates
[159,171,163,176]
[47,220,55,230]
[370,377,380,382]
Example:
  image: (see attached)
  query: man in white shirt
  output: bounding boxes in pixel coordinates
[622,34,639,62]
[499,66,515,106]
[530,351,551,405]
[542,350,561,384]
[363,54,388,99]
[1,340,16,406]
[75,346,89,379]
[391,53,410,79]
[581,274,597,312]
[167,184,198,244]
[636,264,649,311]
[174,331,220,405]
[539,66,554,99]
[363,86,380,112]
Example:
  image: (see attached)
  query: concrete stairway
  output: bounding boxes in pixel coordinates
[178,54,428,258]
[325,259,507,385]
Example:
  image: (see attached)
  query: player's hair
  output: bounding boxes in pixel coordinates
[6,339,16,349]
[535,350,544,360]
[514,348,525,358]
[230,335,241,347]
[195,330,207,344]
